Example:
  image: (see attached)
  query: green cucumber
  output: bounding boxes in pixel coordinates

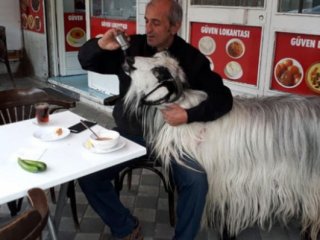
[17,157,47,173]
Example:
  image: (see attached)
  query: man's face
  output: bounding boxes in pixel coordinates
[144,2,180,51]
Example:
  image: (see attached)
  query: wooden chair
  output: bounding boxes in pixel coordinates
[0,26,16,87]
[0,188,49,240]
[107,95,176,227]
[0,87,77,223]
[114,155,176,227]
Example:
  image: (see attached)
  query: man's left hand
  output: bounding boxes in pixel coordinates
[160,104,187,126]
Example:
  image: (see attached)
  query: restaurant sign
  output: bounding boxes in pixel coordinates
[64,13,86,52]
[190,22,262,86]
[90,18,136,38]
[271,32,320,95]
[20,0,45,33]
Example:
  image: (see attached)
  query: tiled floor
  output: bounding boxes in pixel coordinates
[0,74,318,240]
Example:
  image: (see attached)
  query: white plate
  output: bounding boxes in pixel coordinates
[33,127,70,141]
[66,27,86,48]
[83,138,126,154]
[224,61,243,80]
[198,36,216,56]
[274,57,304,88]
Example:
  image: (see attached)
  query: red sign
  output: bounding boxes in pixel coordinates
[271,32,320,95]
[64,13,86,52]
[20,0,45,33]
[90,17,136,38]
[190,22,262,86]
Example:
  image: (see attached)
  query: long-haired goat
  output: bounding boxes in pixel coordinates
[123,51,320,239]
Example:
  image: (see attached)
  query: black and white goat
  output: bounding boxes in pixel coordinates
[123,51,320,239]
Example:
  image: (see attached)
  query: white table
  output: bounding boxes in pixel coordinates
[0,111,146,239]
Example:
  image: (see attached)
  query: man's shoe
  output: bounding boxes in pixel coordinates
[113,218,143,240]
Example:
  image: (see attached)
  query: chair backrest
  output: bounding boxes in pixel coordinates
[0,26,8,62]
[0,87,76,125]
[0,188,49,240]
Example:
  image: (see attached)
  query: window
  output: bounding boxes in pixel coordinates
[278,0,320,14]
[190,0,264,7]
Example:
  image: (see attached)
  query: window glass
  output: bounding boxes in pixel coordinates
[190,0,264,7]
[91,0,136,19]
[278,0,320,14]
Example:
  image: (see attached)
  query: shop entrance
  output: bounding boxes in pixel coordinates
[55,0,86,76]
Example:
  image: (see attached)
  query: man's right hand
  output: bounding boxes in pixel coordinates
[97,28,121,50]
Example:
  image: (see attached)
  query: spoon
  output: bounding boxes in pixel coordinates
[80,120,100,139]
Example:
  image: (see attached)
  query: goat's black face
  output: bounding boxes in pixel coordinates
[123,52,186,106]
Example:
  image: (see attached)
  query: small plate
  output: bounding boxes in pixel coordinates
[33,127,70,141]
[198,36,216,56]
[224,61,243,80]
[83,138,126,154]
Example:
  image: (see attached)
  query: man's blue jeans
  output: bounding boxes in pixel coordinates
[78,134,208,239]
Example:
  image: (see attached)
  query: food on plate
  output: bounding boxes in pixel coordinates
[17,157,47,173]
[55,128,63,136]
[226,39,245,58]
[21,13,28,29]
[27,15,35,29]
[198,36,216,56]
[31,0,40,12]
[224,61,243,80]
[20,0,28,11]
[34,16,41,31]
[274,58,303,87]
[306,63,320,94]
[67,27,86,47]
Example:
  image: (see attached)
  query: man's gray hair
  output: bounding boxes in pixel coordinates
[147,0,183,25]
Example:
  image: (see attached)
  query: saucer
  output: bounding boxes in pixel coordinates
[33,127,70,141]
[83,138,125,154]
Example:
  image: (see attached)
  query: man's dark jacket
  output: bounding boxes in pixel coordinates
[78,34,233,136]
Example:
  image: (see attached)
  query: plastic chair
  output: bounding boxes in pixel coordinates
[0,87,77,222]
[0,26,16,87]
[0,188,49,240]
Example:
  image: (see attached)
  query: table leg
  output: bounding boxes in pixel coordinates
[53,183,68,230]
[47,215,58,240]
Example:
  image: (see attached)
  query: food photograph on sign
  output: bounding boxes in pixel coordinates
[224,61,243,80]
[305,62,320,94]
[274,58,303,88]
[66,27,86,48]
[31,0,40,12]
[198,36,216,56]
[226,38,245,59]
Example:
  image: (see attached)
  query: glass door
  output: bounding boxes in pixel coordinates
[56,0,87,76]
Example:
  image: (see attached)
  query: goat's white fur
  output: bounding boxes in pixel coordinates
[124,52,320,239]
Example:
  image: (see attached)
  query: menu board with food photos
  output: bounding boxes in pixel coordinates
[271,32,320,95]
[90,17,136,38]
[190,22,262,86]
[20,0,44,33]
[64,13,86,52]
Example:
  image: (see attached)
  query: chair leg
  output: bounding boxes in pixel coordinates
[167,169,175,227]
[50,187,57,204]
[7,198,23,217]
[67,181,80,229]
[5,59,16,88]
[127,169,133,190]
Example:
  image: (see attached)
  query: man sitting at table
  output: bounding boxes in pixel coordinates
[77,0,233,239]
